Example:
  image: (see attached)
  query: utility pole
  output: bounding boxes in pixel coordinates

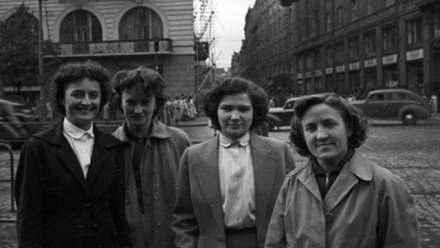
[38,0,45,101]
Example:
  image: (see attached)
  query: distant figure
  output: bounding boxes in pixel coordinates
[45,100,53,122]
[269,97,276,108]
[430,93,438,114]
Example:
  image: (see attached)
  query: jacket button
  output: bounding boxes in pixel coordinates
[156,220,162,226]
[93,224,98,228]
[154,193,159,199]
[326,212,334,223]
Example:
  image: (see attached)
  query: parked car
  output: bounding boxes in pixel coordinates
[267,96,301,130]
[0,99,42,147]
[351,88,432,125]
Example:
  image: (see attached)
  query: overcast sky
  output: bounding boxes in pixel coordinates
[210,0,256,70]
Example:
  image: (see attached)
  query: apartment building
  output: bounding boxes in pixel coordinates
[240,0,440,103]
[0,0,195,104]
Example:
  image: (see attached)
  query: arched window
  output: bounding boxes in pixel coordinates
[60,10,102,42]
[119,7,163,40]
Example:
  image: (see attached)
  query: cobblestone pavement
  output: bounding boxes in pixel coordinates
[1,117,440,247]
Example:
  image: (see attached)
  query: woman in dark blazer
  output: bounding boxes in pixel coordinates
[172,77,295,248]
[15,61,131,248]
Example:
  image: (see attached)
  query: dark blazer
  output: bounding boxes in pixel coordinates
[15,120,131,248]
[172,133,295,248]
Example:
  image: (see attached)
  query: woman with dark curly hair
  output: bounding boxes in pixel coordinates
[15,61,131,248]
[265,92,419,248]
[172,77,295,248]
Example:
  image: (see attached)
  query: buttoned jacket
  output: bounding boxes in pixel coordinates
[172,133,295,248]
[15,120,130,248]
[113,119,191,248]
[265,152,420,248]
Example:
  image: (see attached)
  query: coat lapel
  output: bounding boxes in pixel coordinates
[324,152,373,212]
[192,137,225,233]
[56,141,89,191]
[251,135,278,233]
[85,140,109,187]
[296,160,323,203]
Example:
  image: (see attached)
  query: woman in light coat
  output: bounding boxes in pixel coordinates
[265,93,419,248]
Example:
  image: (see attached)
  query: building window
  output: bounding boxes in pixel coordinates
[119,7,163,40]
[325,46,333,66]
[60,10,102,42]
[336,6,343,28]
[351,0,358,22]
[306,53,313,70]
[406,17,422,45]
[335,43,345,64]
[367,0,374,15]
[298,56,304,71]
[315,51,321,69]
[383,26,397,51]
[364,32,376,57]
[349,38,359,60]
[434,14,440,38]
[325,0,331,33]
[385,0,395,7]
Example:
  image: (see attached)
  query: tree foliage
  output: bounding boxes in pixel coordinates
[0,3,39,93]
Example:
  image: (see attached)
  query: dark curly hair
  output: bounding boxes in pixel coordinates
[290,92,368,157]
[52,60,111,116]
[112,66,166,118]
[203,77,268,130]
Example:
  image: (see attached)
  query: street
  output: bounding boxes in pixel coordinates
[1,117,440,247]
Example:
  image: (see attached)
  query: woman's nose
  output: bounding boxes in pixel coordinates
[230,110,240,119]
[316,127,328,139]
[81,95,91,105]
[134,104,143,113]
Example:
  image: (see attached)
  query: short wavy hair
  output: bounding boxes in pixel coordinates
[52,60,111,116]
[112,66,166,117]
[203,77,268,130]
[290,92,368,157]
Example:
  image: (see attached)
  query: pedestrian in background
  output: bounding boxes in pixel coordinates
[15,61,131,248]
[430,92,438,115]
[265,93,419,248]
[112,66,191,248]
[173,77,295,248]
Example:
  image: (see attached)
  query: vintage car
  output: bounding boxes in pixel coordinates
[0,99,42,147]
[267,96,301,130]
[351,88,432,125]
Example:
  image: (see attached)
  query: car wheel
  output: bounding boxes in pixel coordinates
[401,111,417,125]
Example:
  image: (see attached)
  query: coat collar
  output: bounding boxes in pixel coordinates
[296,151,374,208]
[34,119,119,191]
[112,119,171,143]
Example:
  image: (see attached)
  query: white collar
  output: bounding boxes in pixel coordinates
[219,132,250,147]
[63,118,94,139]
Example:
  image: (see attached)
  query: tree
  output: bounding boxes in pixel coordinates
[0,3,39,97]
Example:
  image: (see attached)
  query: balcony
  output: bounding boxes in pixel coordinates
[47,38,172,57]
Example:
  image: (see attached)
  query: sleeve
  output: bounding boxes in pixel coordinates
[172,148,199,248]
[110,142,132,247]
[376,173,420,248]
[265,178,289,248]
[15,140,45,248]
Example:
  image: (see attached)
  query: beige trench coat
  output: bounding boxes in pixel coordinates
[265,152,419,248]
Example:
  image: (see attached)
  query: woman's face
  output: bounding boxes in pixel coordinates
[217,93,253,140]
[301,103,352,169]
[62,78,101,130]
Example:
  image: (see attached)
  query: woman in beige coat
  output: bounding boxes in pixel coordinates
[265,93,419,248]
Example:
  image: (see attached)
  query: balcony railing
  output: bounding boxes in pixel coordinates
[48,38,172,57]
